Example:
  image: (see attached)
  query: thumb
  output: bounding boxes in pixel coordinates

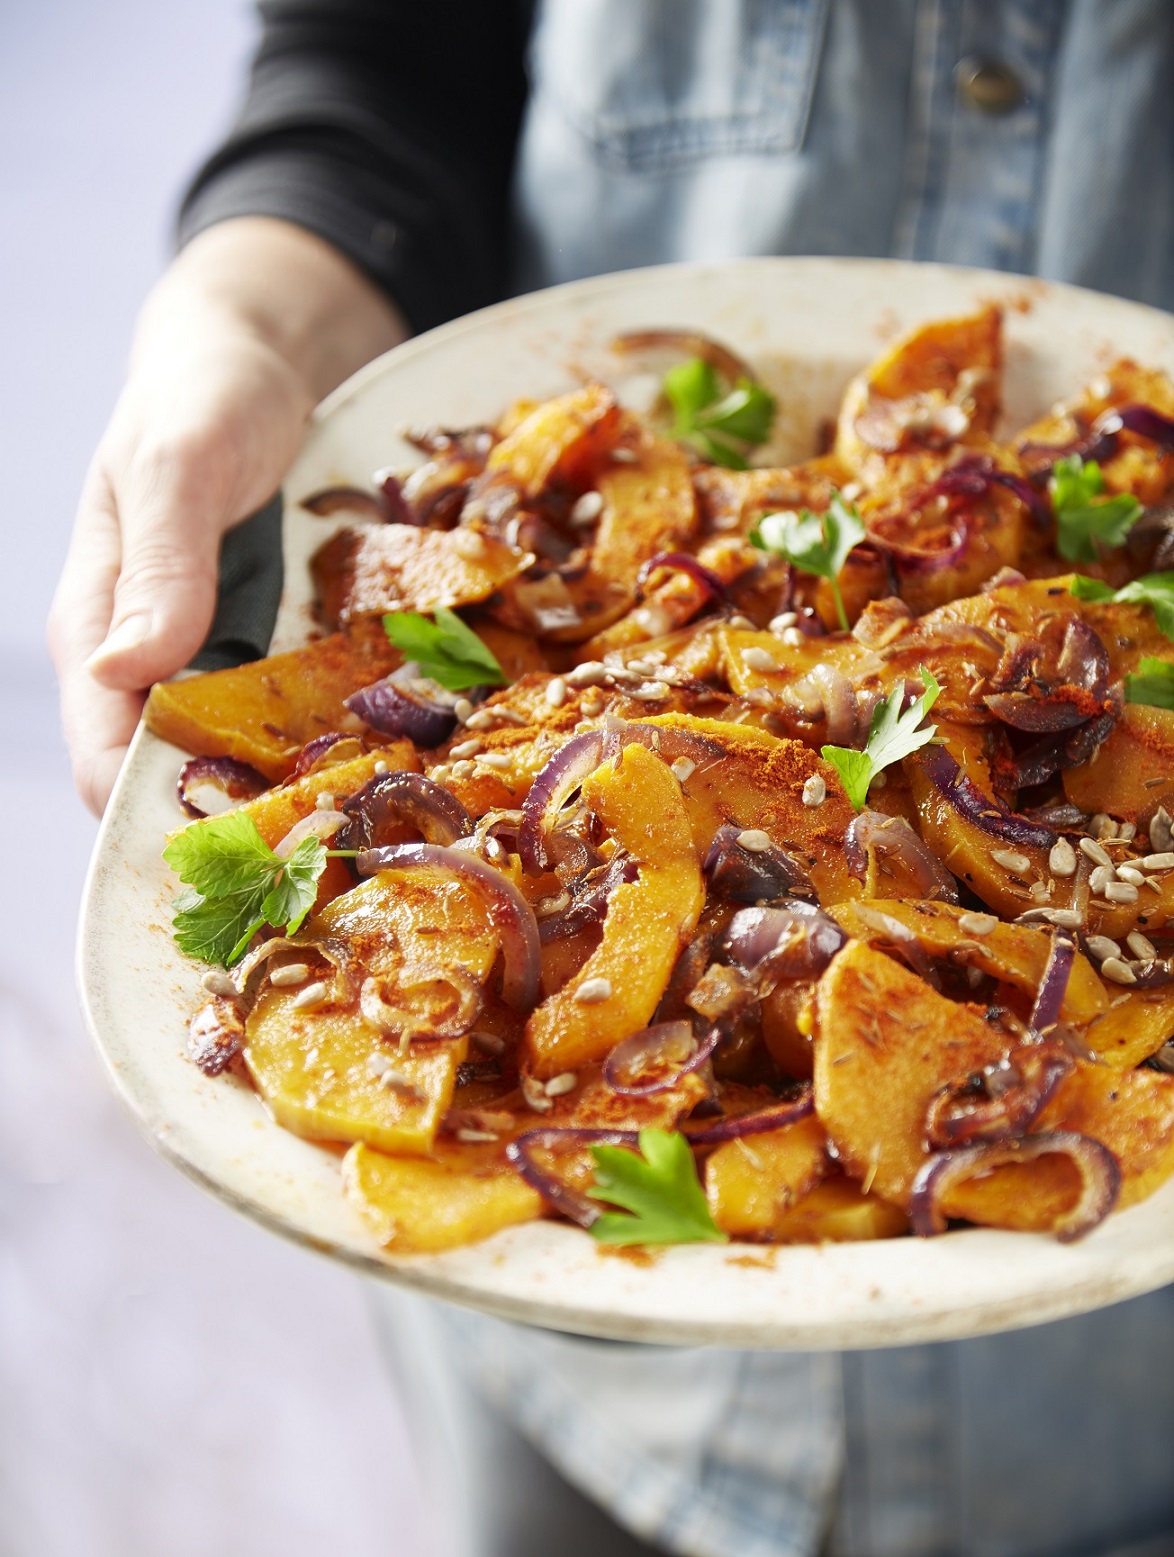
[85,438,231,692]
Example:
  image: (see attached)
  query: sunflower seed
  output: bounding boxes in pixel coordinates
[544,1072,577,1097]
[958,912,997,936]
[992,848,1031,874]
[1103,881,1139,904]
[1084,936,1121,962]
[1127,931,1158,961]
[290,981,328,1010]
[1100,956,1138,985]
[737,829,774,853]
[1080,837,1113,869]
[574,977,613,1004]
[570,490,604,525]
[270,962,310,988]
[741,646,780,672]
[802,774,827,808]
[1088,864,1115,896]
[1048,837,1077,877]
[1149,807,1174,853]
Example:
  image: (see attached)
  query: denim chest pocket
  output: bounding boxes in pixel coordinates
[529,0,831,174]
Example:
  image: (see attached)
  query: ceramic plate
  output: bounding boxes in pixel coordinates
[79,257,1174,1349]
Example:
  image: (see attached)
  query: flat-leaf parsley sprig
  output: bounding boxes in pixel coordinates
[751,491,866,631]
[1050,455,1142,563]
[164,809,345,967]
[588,1128,727,1246]
[1124,657,1174,711]
[383,606,505,692]
[822,668,942,812]
[663,357,776,471]
[1069,571,1174,641]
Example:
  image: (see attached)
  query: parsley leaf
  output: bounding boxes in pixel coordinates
[164,811,328,967]
[588,1128,727,1247]
[751,491,866,631]
[1050,455,1142,563]
[1125,656,1174,711]
[663,357,776,471]
[382,607,505,692]
[1070,571,1174,640]
[822,668,941,811]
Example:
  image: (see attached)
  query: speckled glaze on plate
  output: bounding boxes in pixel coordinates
[79,258,1174,1349]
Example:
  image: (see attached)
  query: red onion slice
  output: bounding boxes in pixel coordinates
[345,678,457,746]
[724,903,846,979]
[601,722,727,768]
[1098,402,1174,451]
[1030,930,1076,1034]
[910,1130,1120,1242]
[983,691,1096,734]
[703,823,818,905]
[232,934,356,1004]
[924,1041,1073,1149]
[603,1022,722,1097]
[610,329,755,385]
[300,485,397,523]
[844,811,960,902]
[176,756,268,818]
[341,770,473,849]
[188,995,246,1075]
[521,723,727,877]
[273,809,348,859]
[687,1089,815,1146]
[518,730,605,874]
[506,1127,640,1227]
[359,964,482,1042]
[636,551,727,605]
[1020,401,1174,475]
[538,850,639,943]
[356,842,540,1009]
[287,733,367,780]
[918,745,1055,851]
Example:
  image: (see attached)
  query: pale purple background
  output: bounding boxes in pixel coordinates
[0,3,425,1552]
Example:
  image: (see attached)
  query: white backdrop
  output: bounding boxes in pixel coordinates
[0,3,424,1552]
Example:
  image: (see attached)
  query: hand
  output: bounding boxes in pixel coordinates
[48,219,407,814]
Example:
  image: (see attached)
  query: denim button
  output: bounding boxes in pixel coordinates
[953,56,1025,115]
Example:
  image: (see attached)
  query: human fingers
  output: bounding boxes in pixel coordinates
[48,466,149,813]
[84,341,308,695]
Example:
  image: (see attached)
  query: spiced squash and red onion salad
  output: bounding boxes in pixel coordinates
[147,309,1174,1254]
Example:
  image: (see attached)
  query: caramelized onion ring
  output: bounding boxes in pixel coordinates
[844,811,959,903]
[176,756,268,818]
[610,329,755,385]
[506,1128,640,1226]
[918,745,1055,851]
[603,1022,722,1097]
[687,1090,815,1146]
[342,770,473,849]
[924,1042,1073,1149]
[910,1131,1120,1242]
[356,842,540,1009]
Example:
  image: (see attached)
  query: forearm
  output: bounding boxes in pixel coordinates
[134,215,410,407]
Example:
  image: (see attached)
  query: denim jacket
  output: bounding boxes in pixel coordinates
[449,4,1174,1554]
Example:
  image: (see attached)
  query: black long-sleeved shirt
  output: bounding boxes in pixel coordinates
[179,2,533,334]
